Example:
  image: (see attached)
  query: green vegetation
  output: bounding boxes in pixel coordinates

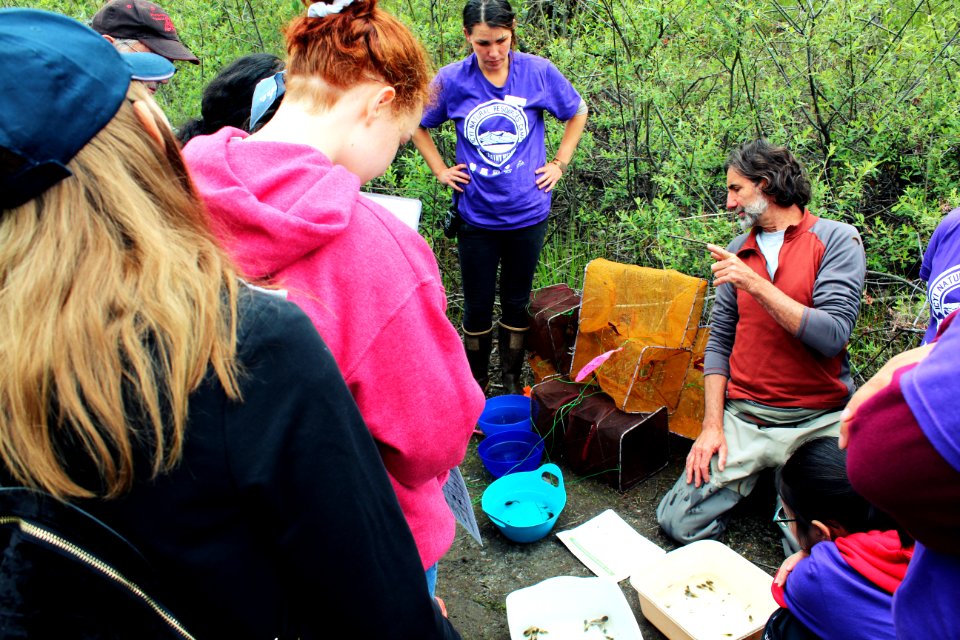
[10,0,959,379]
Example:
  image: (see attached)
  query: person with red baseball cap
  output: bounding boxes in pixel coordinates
[92,0,199,64]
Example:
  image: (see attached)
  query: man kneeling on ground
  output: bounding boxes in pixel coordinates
[657,139,867,545]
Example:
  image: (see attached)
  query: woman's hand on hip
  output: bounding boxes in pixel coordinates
[535,162,563,192]
[437,164,470,192]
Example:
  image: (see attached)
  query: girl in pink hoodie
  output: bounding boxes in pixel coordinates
[182,0,485,598]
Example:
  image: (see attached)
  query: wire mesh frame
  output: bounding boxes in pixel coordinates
[571,260,708,414]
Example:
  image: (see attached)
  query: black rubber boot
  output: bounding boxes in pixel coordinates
[498,323,528,395]
[463,326,494,392]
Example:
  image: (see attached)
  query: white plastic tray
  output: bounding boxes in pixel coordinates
[506,575,644,640]
[629,540,777,640]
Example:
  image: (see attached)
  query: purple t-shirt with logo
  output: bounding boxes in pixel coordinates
[421,51,582,230]
[920,207,960,344]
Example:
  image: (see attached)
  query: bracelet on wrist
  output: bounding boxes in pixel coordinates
[550,157,568,173]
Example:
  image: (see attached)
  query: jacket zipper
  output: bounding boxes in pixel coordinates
[0,516,195,640]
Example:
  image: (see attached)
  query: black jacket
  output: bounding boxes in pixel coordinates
[0,487,192,639]
[2,288,458,640]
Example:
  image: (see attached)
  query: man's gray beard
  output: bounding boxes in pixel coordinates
[737,197,768,231]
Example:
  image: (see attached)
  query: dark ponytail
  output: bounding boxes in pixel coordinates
[177,53,284,144]
[777,437,910,550]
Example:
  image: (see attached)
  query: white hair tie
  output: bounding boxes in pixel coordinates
[307,0,357,18]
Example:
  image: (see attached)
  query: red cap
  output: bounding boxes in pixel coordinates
[91,0,199,64]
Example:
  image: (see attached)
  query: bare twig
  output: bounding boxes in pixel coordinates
[865,269,926,297]
[662,234,711,247]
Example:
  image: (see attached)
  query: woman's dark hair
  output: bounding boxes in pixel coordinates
[724,138,811,210]
[177,53,284,144]
[463,0,515,35]
[777,437,909,551]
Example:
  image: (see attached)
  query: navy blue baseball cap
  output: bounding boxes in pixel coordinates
[0,8,174,210]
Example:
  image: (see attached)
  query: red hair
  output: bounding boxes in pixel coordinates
[285,0,431,113]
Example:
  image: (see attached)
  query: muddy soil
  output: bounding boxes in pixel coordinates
[437,396,786,640]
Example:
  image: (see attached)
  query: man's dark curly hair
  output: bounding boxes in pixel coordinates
[724,139,811,210]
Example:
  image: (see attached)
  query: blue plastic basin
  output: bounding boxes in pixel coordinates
[481,464,566,543]
[477,430,545,478]
[477,394,532,437]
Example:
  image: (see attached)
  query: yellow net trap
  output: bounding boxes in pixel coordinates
[570,258,708,421]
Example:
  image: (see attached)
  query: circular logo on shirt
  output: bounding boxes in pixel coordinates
[464,99,529,168]
[929,264,960,327]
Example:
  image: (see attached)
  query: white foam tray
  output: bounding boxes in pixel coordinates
[506,575,644,640]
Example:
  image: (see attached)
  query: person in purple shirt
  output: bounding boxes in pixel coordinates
[840,310,960,640]
[764,437,912,640]
[919,206,960,344]
[413,0,588,395]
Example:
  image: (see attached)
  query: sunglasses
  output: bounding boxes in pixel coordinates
[772,504,797,525]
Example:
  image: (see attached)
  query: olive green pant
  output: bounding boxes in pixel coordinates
[656,400,842,544]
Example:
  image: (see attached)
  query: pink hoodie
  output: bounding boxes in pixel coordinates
[183,128,484,569]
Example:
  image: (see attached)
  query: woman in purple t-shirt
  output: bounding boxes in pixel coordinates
[413,0,588,394]
[840,310,960,640]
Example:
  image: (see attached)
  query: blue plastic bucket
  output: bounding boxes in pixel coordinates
[481,463,566,543]
[477,394,532,437]
[477,429,544,478]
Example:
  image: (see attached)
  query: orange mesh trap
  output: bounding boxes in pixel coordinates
[668,325,709,439]
[570,258,708,423]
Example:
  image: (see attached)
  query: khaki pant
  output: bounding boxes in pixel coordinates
[657,400,841,544]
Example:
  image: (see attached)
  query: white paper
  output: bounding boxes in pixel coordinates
[506,576,643,640]
[556,509,665,582]
[443,466,482,545]
[360,192,422,230]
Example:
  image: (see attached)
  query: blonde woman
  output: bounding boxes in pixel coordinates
[0,9,458,639]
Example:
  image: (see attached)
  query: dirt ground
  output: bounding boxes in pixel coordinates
[437,386,786,640]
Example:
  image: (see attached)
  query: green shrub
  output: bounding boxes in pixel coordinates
[20,0,958,378]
